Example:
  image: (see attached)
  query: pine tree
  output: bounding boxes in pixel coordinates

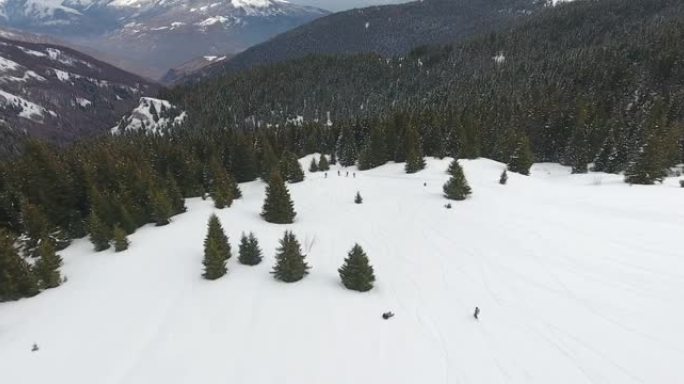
[150,189,173,226]
[0,229,39,301]
[355,191,363,204]
[318,155,330,171]
[34,239,62,289]
[499,169,508,185]
[624,100,676,185]
[112,226,129,252]
[261,172,296,224]
[593,133,621,173]
[404,125,426,174]
[117,204,138,235]
[565,128,589,174]
[258,139,279,181]
[624,142,668,185]
[271,231,310,282]
[206,214,231,261]
[443,160,472,200]
[358,125,388,170]
[202,214,230,280]
[238,232,263,266]
[230,173,242,199]
[232,134,258,182]
[19,200,67,257]
[508,136,534,176]
[330,150,337,165]
[211,169,234,209]
[280,152,305,183]
[338,244,375,292]
[166,173,187,215]
[88,210,111,252]
[309,157,319,172]
[337,125,358,167]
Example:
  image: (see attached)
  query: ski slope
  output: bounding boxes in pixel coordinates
[1,157,684,384]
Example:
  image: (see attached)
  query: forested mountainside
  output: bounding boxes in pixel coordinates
[185,0,547,81]
[167,0,684,177]
[0,36,158,158]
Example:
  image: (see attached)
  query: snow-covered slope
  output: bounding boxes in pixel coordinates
[1,157,683,383]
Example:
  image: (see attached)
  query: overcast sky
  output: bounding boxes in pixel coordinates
[293,0,408,12]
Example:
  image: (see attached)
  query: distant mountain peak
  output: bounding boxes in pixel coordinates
[0,0,328,78]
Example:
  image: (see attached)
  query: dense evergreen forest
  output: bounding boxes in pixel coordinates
[167,0,684,175]
[2,0,684,301]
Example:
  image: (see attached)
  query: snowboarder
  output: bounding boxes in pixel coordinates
[382,311,394,320]
[31,343,39,352]
[473,307,480,320]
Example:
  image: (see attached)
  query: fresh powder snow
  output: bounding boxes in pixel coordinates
[0,157,683,384]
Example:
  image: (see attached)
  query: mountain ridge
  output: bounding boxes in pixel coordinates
[0,0,329,78]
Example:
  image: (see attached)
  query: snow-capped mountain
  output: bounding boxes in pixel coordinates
[0,0,329,78]
[0,32,158,157]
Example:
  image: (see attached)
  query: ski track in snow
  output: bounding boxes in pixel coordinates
[1,157,684,384]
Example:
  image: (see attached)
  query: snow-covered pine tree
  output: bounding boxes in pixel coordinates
[338,244,375,292]
[271,231,310,282]
[261,172,296,224]
[238,232,263,266]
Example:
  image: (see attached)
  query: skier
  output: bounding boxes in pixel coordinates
[473,307,480,320]
[353,172,356,178]
[337,170,341,176]
[31,343,39,352]
[324,172,328,178]
[382,311,394,320]
[346,171,349,177]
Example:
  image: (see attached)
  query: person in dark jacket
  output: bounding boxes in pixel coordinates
[473,307,480,320]
[382,311,395,320]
